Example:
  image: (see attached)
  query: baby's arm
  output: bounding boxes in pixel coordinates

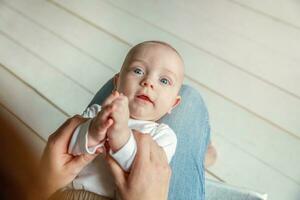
[68,104,101,155]
[110,124,177,172]
[87,105,114,147]
[68,106,115,155]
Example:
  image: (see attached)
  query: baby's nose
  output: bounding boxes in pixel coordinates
[142,80,154,89]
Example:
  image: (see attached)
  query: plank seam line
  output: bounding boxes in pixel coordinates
[104,0,300,100]
[0,102,47,143]
[227,0,300,31]
[0,62,70,118]
[3,0,299,139]
[48,0,131,47]
[186,75,300,141]
[1,2,117,90]
[216,131,300,186]
[205,169,225,182]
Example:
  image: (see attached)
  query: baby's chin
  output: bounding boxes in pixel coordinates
[129,103,166,121]
[129,109,160,121]
[129,113,154,121]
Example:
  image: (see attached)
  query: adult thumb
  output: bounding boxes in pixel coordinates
[106,154,126,189]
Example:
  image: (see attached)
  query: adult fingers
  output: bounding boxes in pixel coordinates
[103,118,114,130]
[48,115,86,149]
[67,153,99,175]
[132,132,151,167]
[149,141,172,185]
[102,91,120,107]
[99,105,114,122]
[106,154,126,190]
[150,141,168,164]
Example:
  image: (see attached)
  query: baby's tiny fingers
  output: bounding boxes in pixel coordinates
[111,96,128,107]
[102,91,120,107]
[100,105,114,121]
[103,118,114,129]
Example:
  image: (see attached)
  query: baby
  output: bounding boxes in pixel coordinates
[68,41,184,198]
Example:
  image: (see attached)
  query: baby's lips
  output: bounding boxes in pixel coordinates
[137,94,154,104]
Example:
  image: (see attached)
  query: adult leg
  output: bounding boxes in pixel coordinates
[158,85,210,200]
[89,80,211,200]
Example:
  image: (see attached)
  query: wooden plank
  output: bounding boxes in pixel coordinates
[0,65,67,140]
[0,104,46,158]
[210,134,300,200]
[0,32,91,116]
[51,0,300,139]
[0,5,117,117]
[185,78,300,185]
[1,0,129,72]
[0,4,115,95]
[3,0,300,190]
[105,0,300,99]
[229,0,300,29]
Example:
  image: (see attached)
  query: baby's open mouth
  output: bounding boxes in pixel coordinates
[136,95,154,104]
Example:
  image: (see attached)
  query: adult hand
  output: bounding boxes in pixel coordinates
[106,132,172,200]
[39,115,99,199]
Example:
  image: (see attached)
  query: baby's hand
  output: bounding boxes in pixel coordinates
[88,105,113,147]
[109,94,130,133]
[87,91,121,146]
[107,94,131,152]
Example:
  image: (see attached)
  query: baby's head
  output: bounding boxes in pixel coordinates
[114,41,184,121]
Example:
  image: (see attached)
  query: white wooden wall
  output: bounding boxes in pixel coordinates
[0,0,299,199]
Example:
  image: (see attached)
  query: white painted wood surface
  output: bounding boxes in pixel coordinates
[229,0,300,29]
[0,0,299,199]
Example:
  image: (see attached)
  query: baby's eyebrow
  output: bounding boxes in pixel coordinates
[162,68,178,80]
[131,59,148,66]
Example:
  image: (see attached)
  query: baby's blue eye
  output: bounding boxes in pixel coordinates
[160,78,170,85]
[133,68,144,75]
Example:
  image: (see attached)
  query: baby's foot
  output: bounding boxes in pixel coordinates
[204,143,217,167]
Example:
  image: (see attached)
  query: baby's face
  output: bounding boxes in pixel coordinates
[115,43,184,121]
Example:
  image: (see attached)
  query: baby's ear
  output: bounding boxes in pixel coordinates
[168,96,181,114]
[172,96,181,108]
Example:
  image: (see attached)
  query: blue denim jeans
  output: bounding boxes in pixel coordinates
[88,79,211,200]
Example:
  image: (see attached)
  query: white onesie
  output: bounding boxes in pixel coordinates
[68,104,177,198]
